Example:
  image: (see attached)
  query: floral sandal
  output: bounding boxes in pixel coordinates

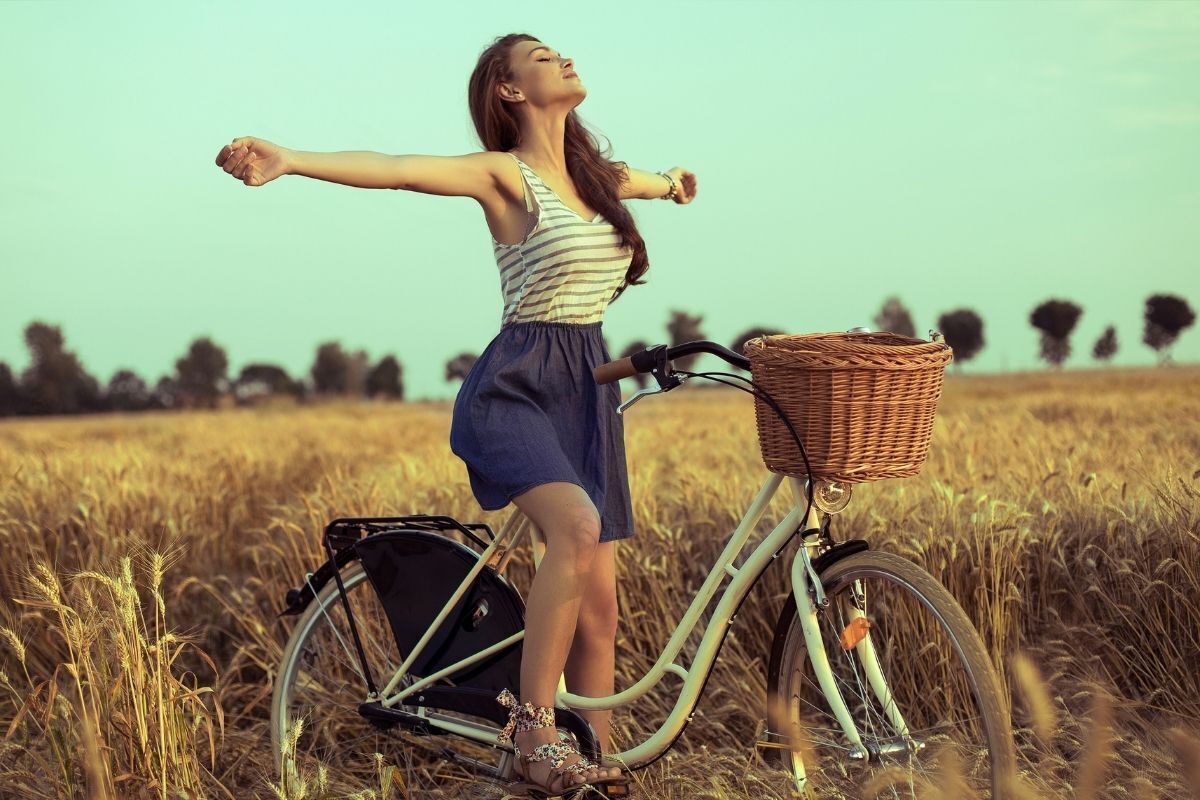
[496,688,630,797]
[557,730,630,779]
[556,728,630,795]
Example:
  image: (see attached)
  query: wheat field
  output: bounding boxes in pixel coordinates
[1,365,1197,799]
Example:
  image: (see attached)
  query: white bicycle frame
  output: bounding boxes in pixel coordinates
[363,469,909,784]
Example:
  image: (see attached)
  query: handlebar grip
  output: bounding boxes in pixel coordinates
[592,356,638,385]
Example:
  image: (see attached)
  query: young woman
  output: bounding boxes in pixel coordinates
[215,32,697,797]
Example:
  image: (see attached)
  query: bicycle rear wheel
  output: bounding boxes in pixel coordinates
[270,561,511,799]
[768,550,1015,799]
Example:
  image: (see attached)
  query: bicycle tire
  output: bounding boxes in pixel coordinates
[270,560,512,799]
[768,550,1015,799]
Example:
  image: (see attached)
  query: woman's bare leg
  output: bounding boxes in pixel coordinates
[507,481,621,788]
[563,539,619,753]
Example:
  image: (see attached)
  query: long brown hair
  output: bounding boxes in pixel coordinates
[467,33,648,305]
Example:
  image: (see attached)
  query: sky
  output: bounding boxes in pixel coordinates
[2,0,1197,401]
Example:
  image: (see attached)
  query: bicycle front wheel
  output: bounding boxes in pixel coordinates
[270,560,510,799]
[769,550,1015,799]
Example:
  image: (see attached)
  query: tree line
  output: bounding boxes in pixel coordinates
[913,293,1193,372]
[0,327,405,416]
[0,293,1192,418]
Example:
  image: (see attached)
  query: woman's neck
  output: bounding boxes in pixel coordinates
[511,117,570,178]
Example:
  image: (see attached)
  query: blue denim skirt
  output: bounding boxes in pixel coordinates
[449,320,635,543]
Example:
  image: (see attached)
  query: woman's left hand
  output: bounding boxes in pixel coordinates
[665,167,697,204]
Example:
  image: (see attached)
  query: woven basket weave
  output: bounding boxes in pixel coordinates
[743,332,954,483]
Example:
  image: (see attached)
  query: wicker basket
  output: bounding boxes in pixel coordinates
[742,332,954,483]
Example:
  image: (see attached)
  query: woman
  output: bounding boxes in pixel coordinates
[215,32,696,797]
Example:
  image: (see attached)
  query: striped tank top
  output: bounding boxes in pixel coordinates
[491,152,633,326]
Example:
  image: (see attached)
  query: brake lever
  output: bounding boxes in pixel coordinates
[617,376,688,415]
[616,344,686,416]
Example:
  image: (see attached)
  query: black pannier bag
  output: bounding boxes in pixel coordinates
[354,528,526,692]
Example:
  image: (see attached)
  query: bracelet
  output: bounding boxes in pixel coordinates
[655,170,679,201]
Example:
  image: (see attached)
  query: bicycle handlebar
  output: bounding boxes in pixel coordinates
[592,340,752,384]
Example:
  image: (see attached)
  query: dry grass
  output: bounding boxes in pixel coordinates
[1,366,1197,798]
[0,549,222,799]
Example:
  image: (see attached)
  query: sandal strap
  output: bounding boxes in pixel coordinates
[527,740,599,772]
[549,764,596,793]
[546,763,596,794]
[495,688,556,747]
[556,759,597,777]
[530,741,600,792]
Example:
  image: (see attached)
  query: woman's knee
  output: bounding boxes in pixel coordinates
[553,506,602,567]
[511,482,603,566]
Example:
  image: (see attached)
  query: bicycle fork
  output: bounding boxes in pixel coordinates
[787,499,915,772]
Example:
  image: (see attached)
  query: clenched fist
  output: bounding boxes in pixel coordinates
[215,136,290,187]
[663,167,697,204]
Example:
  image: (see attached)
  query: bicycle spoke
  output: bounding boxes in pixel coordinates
[772,551,1012,799]
[273,562,509,795]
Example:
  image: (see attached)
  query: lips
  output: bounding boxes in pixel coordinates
[563,71,578,79]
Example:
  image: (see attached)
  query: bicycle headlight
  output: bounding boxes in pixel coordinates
[812,480,852,513]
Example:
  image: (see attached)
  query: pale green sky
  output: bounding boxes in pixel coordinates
[2,0,1197,401]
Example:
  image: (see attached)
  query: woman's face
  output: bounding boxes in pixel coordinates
[504,40,585,107]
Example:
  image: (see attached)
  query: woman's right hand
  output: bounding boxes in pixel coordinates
[215,136,290,187]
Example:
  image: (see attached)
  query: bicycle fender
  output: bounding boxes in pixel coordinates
[278,546,361,617]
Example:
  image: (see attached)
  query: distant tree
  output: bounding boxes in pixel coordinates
[0,362,22,416]
[619,340,651,389]
[294,378,314,401]
[936,309,985,370]
[311,342,350,394]
[667,310,705,371]
[366,354,404,399]
[445,353,478,383]
[174,337,228,409]
[288,376,308,399]
[1092,325,1118,362]
[872,296,917,338]
[1142,294,1195,365]
[345,348,370,397]
[1030,299,1083,368]
[105,369,151,411]
[234,363,300,404]
[19,321,104,415]
[150,375,179,409]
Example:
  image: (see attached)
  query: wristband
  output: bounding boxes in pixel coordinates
[655,170,679,201]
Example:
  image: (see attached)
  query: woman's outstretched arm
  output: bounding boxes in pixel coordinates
[289,149,501,200]
[615,162,697,203]
[285,148,407,190]
[216,136,500,201]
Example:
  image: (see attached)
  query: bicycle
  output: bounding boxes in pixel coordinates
[269,331,1016,799]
